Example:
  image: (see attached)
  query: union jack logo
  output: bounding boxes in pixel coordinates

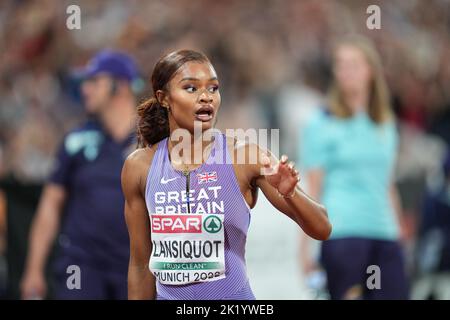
[197,171,218,184]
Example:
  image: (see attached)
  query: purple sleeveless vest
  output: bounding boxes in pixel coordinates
[145,133,255,300]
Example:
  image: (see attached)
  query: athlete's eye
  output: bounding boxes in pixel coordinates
[184,86,197,93]
[208,85,219,93]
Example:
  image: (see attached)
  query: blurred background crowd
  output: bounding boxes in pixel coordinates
[0,0,449,299]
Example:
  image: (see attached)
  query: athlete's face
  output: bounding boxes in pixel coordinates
[334,45,372,95]
[81,73,114,115]
[162,61,221,133]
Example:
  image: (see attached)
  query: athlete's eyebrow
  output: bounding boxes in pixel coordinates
[178,77,218,83]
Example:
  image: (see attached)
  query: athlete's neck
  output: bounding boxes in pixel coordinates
[167,131,215,172]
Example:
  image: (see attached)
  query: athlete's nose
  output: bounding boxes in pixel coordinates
[198,89,213,104]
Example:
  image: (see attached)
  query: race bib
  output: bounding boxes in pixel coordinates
[149,213,226,285]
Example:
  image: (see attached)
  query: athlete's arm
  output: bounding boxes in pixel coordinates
[249,144,331,241]
[122,148,156,300]
[21,184,66,299]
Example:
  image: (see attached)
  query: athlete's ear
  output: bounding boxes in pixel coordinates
[156,90,170,109]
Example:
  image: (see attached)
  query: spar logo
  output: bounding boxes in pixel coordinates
[203,215,222,233]
[151,215,202,233]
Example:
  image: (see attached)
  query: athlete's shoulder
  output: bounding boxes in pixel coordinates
[222,133,253,164]
[122,144,159,194]
[223,133,260,153]
[223,133,267,178]
[124,144,157,171]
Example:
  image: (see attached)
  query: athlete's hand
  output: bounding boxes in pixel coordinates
[262,154,300,197]
[20,269,47,300]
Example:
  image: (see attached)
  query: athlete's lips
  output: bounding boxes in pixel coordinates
[194,105,214,122]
